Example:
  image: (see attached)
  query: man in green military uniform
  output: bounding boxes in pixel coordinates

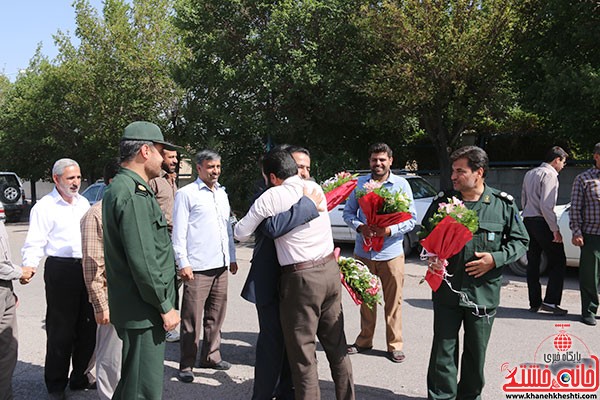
[422,146,529,400]
[102,121,181,400]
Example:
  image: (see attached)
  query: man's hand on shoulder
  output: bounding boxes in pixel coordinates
[179,266,194,281]
[229,262,238,275]
[161,309,180,332]
[303,186,325,212]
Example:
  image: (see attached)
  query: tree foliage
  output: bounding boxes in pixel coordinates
[174,0,378,208]
[511,0,600,156]
[0,0,186,182]
[359,0,518,186]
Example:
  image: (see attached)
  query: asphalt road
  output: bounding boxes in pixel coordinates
[6,221,599,399]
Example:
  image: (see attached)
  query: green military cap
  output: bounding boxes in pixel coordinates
[121,121,180,151]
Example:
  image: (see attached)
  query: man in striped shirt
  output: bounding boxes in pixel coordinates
[569,142,600,326]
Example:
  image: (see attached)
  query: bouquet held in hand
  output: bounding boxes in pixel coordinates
[338,256,382,309]
[419,196,478,291]
[357,180,413,252]
[321,172,358,211]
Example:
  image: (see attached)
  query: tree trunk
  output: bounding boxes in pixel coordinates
[30,181,37,206]
[421,115,453,190]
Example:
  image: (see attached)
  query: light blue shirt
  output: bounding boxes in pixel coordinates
[343,172,417,260]
[172,178,236,271]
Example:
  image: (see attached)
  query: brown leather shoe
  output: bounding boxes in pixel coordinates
[389,350,406,363]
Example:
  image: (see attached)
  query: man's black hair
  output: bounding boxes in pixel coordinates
[450,146,489,177]
[544,146,568,163]
[262,149,298,182]
[103,158,120,185]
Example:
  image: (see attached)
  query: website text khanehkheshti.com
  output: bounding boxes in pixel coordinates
[505,393,598,399]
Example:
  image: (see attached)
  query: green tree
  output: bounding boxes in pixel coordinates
[511,0,600,156]
[360,0,518,186]
[174,0,377,209]
[0,0,187,185]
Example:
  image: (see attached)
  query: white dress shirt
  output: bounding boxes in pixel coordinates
[234,175,333,266]
[172,178,236,271]
[21,188,91,267]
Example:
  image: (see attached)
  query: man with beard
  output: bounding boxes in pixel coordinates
[102,121,180,399]
[21,158,96,399]
[149,148,181,342]
[173,150,238,383]
[343,143,417,363]
[423,146,528,399]
[149,148,178,233]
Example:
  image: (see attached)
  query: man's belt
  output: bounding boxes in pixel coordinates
[47,256,82,263]
[0,279,13,288]
[281,252,336,274]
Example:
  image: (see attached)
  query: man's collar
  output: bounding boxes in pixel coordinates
[196,177,220,191]
[50,187,83,205]
[283,175,302,185]
[369,171,396,184]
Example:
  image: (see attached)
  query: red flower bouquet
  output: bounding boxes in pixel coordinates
[419,197,478,291]
[357,180,413,252]
[321,172,358,211]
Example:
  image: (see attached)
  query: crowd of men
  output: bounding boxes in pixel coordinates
[0,119,598,400]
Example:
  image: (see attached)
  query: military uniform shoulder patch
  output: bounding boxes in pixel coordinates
[494,190,514,203]
[135,184,149,196]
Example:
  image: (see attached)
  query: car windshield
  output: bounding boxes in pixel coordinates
[82,184,104,203]
[407,177,437,199]
[0,175,19,187]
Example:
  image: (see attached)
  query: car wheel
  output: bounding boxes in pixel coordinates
[403,237,413,256]
[4,210,21,223]
[0,184,21,204]
[507,252,548,277]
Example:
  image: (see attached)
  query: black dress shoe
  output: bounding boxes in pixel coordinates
[528,305,540,313]
[48,391,66,400]
[581,315,597,326]
[199,360,231,370]
[540,303,568,315]
[69,381,97,391]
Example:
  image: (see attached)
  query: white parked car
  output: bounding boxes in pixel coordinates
[508,203,580,276]
[329,174,438,255]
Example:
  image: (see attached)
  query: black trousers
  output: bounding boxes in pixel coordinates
[253,300,294,400]
[524,217,567,307]
[43,257,96,393]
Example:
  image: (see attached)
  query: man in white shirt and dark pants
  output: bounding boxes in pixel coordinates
[235,149,354,400]
[172,150,238,383]
[21,158,96,399]
[521,146,569,315]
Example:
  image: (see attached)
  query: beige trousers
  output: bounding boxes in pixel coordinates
[354,254,405,352]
